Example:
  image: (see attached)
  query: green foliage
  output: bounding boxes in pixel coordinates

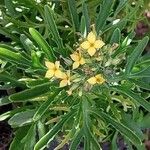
[0,0,150,150]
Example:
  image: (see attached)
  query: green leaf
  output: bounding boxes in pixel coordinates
[0,47,31,67]
[110,28,121,45]
[112,86,150,112]
[90,110,142,146]
[0,96,11,106]
[9,126,30,150]
[139,114,150,128]
[82,1,90,32]
[0,111,11,121]
[31,50,44,68]
[0,71,25,88]
[114,0,128,17]
[33,90,60,121]
[130,66,150,78]
[80,16,86,36]
[82,97,101,150]
[121,113,144,140]
[111,131,118,150]
[96,0,113,33]
[125,36,149,74]
[129,79,150,90]
[34,110,76,150]
[22,124,36,150]
[29,28,55,61]
[68,0,79,31]
[27,78,49,87]
[44,5,64,55]
[10,82,51,102]
[70,129,83,150]
[0,27,20,42]
[20,34,35,52]
[8,109,36,127]
[37,121,46,139]
[0,107,29,121]
[5,0,18,17]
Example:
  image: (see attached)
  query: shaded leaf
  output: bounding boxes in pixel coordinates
[68,0,79,31]
[125,36,149,74]
[96,0,113,33]
[112,86,150,112]
[34,110,76,150]
[29,28,55,61]
[8,109,36,127]
[90,110,142,146]
[10,82,51,102]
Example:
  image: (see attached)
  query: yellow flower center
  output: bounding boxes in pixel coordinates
[90,43,94,47]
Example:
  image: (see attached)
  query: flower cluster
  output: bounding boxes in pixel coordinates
[45,31,106,95]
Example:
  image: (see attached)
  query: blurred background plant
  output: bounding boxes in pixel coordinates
[0,0,150,150]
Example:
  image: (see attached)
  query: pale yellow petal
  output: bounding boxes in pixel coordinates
[60,72,67,79]
[55,61,60,69]
[72,62,80,69]
[88,47,96,56]
[87,77,97,85]
[45,61,55,69]
[70,53,80,61]
[79,57,85,65]
[45,70,54,78]
[80,41,90,49]
[94,40,105,49]
[87,32,96,43]
[59,80,68,87]
[55,70,62,78]
[66,70,70,77]
[95,74,103,79]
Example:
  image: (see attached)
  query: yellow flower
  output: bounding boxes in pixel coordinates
[80,31,105,56]
[59,70,71,87]
[70,52,85,69]
[45,61,62,78]
[87,74,105,85]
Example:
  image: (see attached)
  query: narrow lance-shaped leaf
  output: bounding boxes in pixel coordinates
[5,0,18,17]
[90,110,142,146]
[33,90,60,121]
[44,5,64,55]
[29,28,55,61]
[96,0,113,33]
[10,82,51,102]
[111,86,150,112]
[129,79,150,90]
[80,16,86,36]
[82,97,101,150]
[82,1,90,32]
[0,96,11,106]
[0,27,20,42]
[130,66,150,78]
[23,124,37,150]
[125,36,149,74]
[0,47,31,66]
[9,126,30,150]
[0,71,25,88]
[70,129,84,150]
[114,0,128,17]
[34,110,76,150]
[20,34,35,53]
[68,0,79,32]
[110,28,121,45]
[8,110,36,128]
